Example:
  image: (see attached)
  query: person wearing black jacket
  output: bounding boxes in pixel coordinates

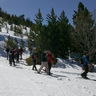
[81,52,89,79]
[9,49,16,66]
[5,47,10,60]
[32,53,37,71]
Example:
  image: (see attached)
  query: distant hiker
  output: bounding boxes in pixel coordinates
[5,47,10,60]
[9,49,16,66]
[81,52,89,79]
[47,51,54,75]
[32,53,37,71]
[38,51,49,74]
[15,48,19,63]
[12,48,17,61]
[19,47,23,60]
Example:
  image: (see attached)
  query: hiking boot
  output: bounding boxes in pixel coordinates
[37,71,40,74]
[83,77,89,79]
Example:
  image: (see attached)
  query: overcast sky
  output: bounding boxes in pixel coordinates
[0,0,96,24]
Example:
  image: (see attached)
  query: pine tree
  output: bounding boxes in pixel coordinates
[73,2,95,53]
[57,10,70,57]
[20,39,25,48]
[14,26,23,37]
[34,9,43,51]
[5,36,17,48]
[10,24,14,31]
[46,8,58,55]
[0,25,1,32]
[5,23,9,33]
[27,29,35,53]
[0,17,3,32]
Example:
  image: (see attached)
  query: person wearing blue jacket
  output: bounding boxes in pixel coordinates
[81,52,89,79]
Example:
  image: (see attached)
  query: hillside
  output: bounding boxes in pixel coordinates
[0,53,96,96]
[0,8,33,49]
[0,8,96,96]
[0,30,96,96]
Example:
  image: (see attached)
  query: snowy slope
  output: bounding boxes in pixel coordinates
[0,22,96,96]
[0,24,28,48]
[0,54,96,96]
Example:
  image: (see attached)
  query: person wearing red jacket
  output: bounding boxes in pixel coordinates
[47,51,54,75]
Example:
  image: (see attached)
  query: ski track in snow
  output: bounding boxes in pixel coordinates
[0,55,96,96]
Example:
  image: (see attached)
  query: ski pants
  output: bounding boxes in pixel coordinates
[38,61,49,73]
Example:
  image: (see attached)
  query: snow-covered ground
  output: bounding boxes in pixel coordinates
[0,22,96,96]
[0,53,96,96]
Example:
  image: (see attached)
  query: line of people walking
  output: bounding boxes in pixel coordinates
[5,46,55,75]
[5,46,94,79]
[5,47,23,66]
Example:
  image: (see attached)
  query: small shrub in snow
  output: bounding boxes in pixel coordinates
[26,56,32,66]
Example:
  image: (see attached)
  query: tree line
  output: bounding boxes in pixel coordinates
[0,2,96,62]
[28,2,96,61]
[0,8,33,27]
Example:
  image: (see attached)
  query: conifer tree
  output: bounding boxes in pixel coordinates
[27,29,35,53]
[0,17,3,32]
[57,10,70,57]
[0,20,2,32]
[5,36,17,48]
[34,9,43,51]
[73,2,95,53]
[46,8,59,56]
[20,39,25,48]
[10,24,14,31]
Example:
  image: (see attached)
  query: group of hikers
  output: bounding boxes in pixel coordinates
[5,46,55,75]
[5,46,95,78]
[31,50,55,75]
[5,47,23,66]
